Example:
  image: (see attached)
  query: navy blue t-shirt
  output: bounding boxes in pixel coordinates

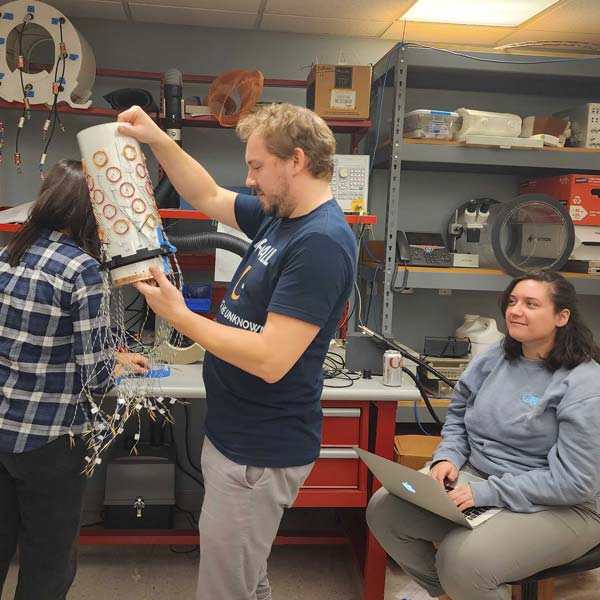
[203,195,357,467]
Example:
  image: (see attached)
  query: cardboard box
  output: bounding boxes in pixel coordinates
[520,174,600,225]
[394,435,442,470]
[306,64,372,120]
[520,115,569,138]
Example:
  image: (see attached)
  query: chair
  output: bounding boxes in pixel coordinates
[512,543,600,600]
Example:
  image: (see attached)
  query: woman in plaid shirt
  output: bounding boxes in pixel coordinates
[0,160,146,600]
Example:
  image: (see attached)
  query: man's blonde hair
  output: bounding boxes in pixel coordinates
[236,103,336,180]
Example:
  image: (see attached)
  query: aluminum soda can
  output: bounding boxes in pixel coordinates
[383,350,403,386]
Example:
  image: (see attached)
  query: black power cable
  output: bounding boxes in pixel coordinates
[40,18,67,179]
[322,351,360,388]
[183,404,204,485]
[14,15,32,173]
[168,421,204,489]
[401,367,443,427]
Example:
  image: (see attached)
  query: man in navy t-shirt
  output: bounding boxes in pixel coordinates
[119,103,357,600]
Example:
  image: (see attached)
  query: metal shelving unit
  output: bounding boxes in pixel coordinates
[366,44,600,336]
[362,264,600,296]
[375,139,600,175]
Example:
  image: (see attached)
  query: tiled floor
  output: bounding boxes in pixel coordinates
[2,544,599,600]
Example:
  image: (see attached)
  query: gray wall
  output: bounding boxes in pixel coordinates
[0,19,395,204]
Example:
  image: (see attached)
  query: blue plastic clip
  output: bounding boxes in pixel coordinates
[147,365,171,378]
[161,254,171,274]
[0,38,5,45]
[68,53,79,61]
[0,72,4,80]
[51,17,59,24]
[58,76,65,84]
[115,364,171,384]
[2,12,14,20]
[27,5,35,12]
[156,226,177,254]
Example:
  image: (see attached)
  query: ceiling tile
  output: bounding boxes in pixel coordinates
[265,0,415,22]
[130,0,260,10]
[261,13,389,37]
[495,28,600,46]
[129,4,256,28]
[382,21,515,45]
[8,0,128,20]
[524,0,600,33]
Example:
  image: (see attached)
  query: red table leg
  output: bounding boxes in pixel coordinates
[362,401,397,599]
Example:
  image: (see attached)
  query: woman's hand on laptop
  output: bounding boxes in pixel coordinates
[447,485,475,511]
[429,460,458,488]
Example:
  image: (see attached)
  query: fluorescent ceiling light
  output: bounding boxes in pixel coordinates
[400,0,560,27]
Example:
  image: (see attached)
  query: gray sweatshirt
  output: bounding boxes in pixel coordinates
[432,343,600,512]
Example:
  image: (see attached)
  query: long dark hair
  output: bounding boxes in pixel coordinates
[500,270,600,370]
[5,160,100,265]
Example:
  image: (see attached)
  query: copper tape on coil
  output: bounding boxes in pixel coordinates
[122,144,137,161]
[92,189,105,204]
[93,150,109,168]
[131,198,146,214]
[106,167,122,183]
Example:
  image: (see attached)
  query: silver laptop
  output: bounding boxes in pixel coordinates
[356,447,502,529]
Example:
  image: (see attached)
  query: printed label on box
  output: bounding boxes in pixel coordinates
[334,66,353,88]
[330,89,356,109]
[570,205,588,221]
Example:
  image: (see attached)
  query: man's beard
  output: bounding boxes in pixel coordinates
[261,192,293,218]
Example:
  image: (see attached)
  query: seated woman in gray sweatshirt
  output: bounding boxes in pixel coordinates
[367,270,600,600]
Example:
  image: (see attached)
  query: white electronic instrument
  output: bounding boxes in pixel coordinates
[331,154,370,212]
[554,103,600,149]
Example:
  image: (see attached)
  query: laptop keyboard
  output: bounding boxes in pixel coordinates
[463,506,493,521]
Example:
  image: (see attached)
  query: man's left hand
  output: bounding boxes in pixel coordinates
[447,485,475,511]
[134,265,189,325]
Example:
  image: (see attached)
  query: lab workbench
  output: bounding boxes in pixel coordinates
[81,364,420,600]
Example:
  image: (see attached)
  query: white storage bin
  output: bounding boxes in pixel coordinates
[404,109,459,140]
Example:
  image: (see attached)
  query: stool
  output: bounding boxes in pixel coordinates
[512,543,600,600]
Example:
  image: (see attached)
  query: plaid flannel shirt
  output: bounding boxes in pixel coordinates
[0,230,112,453]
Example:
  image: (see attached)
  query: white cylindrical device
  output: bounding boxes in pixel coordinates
[77,122,176,287]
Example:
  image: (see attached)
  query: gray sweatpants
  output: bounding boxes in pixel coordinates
[367,485,600,599]
[196,437,314,600]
